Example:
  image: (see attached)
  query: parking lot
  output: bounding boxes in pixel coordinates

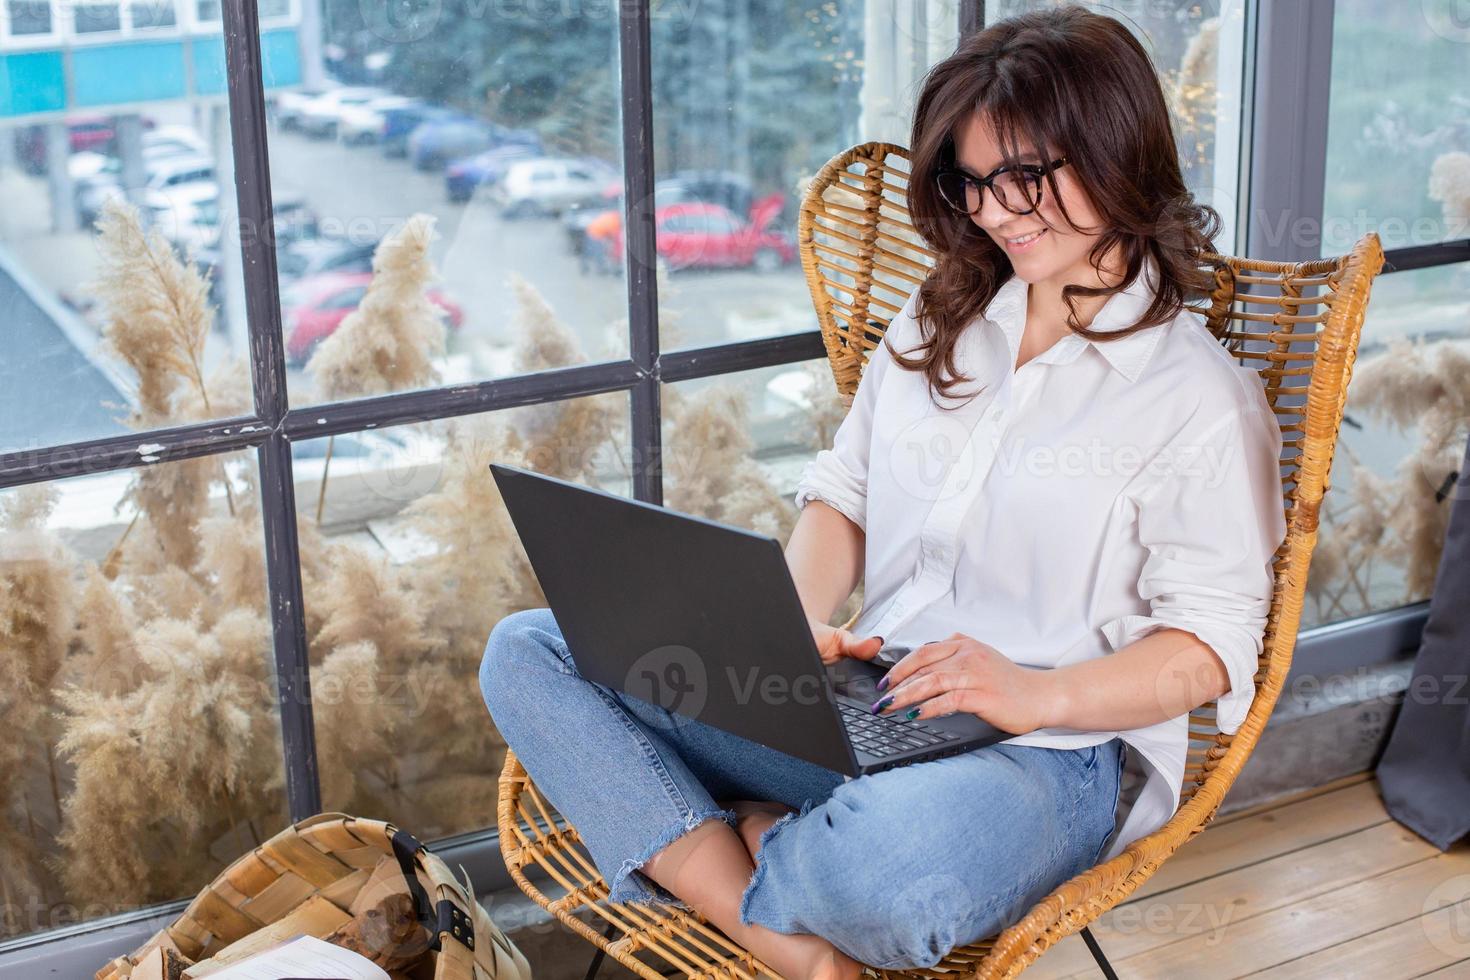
[265,121,816,360]
[2,98,819,433]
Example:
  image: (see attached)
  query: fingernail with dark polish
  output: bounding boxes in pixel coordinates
[870,694,894,713]
[904,707,920,720]
[876,674,890,691]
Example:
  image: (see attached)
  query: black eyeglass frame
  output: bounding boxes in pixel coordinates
[935,155,1070,216]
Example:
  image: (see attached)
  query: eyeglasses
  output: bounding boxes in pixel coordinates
[934,156,1069,216]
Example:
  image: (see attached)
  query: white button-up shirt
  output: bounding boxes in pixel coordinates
[793,258,1286,860]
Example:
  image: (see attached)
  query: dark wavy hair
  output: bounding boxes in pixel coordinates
[894,4,1223,403]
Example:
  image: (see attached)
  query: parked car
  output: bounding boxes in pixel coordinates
[281,271,463,366]
[561,175,722,258]
[271,83,340,130]
[76,153,216,227]
[188,188,318,303]
[14,114,124,175]
[660,169,756,222]
[276,236,379,281]
[67,151,116,183]
[491,156,620,219]
[68,126,209,185]
[596,196,794,274]
[143,183,222,254]
[298,87,388,138]
[407,117,494,172]
[268,190,322,246]
[379,104,457,158]
[444,144,542,203]
[337,95,422,145]
[145,125,210,156]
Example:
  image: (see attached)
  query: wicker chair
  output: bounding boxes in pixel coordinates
[496,141,1386,979]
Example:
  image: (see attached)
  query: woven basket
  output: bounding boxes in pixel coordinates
[97,812,532,980]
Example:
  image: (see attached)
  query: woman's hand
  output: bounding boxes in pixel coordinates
[872,632,1056,735]
[808,616,884,667]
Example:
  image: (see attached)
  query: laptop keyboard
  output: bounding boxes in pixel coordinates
[837,700,965,758]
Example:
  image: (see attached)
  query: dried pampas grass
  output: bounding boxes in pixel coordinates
[0,486,78,924]
[307,213,447,401]
[1312,332,1470,620]
[54,609,281,905]
[305,213,449,525]
[505,274,625,483]
[89,202,246,575]
[92,200,216,427]
[663,382,796,543]
[1309,148,1470,619]
[13,197,845,932]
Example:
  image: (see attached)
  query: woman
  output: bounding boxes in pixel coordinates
[480,7,1285,978]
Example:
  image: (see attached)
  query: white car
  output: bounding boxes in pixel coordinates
[272,82,340,130]
[298,87,387,138]
[144,183,221,255]
[68,150,114,182]
[493,157,620,219]
[337,95,418,145]
[145,125,210,157]
[67,126,209,183]
[77,154,217,226]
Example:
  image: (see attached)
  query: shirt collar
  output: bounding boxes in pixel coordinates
[981,256,1168,383]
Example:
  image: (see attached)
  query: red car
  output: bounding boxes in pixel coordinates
[15,114,128,175]
[597,194,794,274]
[282,272,464,366]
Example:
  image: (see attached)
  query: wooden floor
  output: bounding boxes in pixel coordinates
[1023,773,1470,979]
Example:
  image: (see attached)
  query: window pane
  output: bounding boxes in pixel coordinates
[1305,261,1470,628]
[127,0,175,29]
[7,0,52,34]
[266,3,626,409]
[1323,1,1470,254]
[663,359,861,626]
[72,1,120,32]
[653,1,961,352]
[988,1,1247,253]
[294,392,630,838]
[0,451,287,941]
[0,106,253,454]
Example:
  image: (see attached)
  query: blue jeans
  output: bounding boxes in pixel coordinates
[480,607,1124,971]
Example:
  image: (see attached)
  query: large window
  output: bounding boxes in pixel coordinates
[261,3,627,406]
[1306,0,1470,628]
[989,0,1248,252]
[650,3,961,351]
[0,0,965,947]
[0,453,288,938]
[0,104,251,453]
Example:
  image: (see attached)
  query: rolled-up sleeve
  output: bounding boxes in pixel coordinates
[1101,400,1287,734]
[792,288,917,534]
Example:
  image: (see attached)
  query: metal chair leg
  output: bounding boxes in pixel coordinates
[583,917,620,980]
[1080,926,1120,980]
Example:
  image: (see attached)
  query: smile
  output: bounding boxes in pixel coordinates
[1004,229,1047,251]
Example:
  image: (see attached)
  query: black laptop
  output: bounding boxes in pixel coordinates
[489,463,1007,776]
